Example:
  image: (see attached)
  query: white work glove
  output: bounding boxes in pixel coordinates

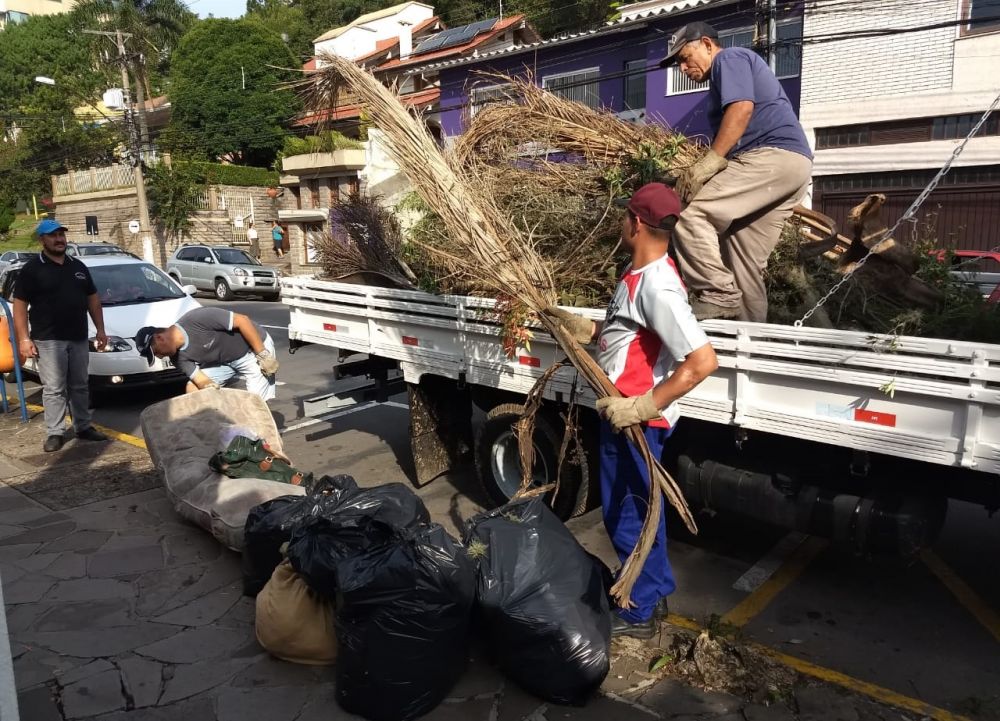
[543,306,594,345]
[256,349,280,375]
[596,390,661,432]
[676,150,728,202]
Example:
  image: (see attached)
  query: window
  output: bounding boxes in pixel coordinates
[668,27,753,95]
[543,68,601,110]
[624,60,646,110]
[91,263,184,305]
[469,82,516,117]
[304,223,323,264]
[774,18,803,78]
[933,113,1000,139]
[963,0,1000,35]
[305,179,320,209]
[816,125,870,149]
[3,10,29,24]
[817,113,1000,149]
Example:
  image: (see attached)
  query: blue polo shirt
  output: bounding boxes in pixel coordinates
[707,47,812,160]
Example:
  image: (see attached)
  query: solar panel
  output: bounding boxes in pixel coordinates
[412,18,499,56]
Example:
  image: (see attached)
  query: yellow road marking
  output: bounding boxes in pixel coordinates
[721,535,829,627]
[5,397,146,450]
[921,549,1000,644]
[665,613,973,721]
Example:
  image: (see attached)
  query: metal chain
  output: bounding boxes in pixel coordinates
[795,89,1000,327]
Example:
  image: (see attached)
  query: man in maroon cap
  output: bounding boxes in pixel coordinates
[546,183,717,638]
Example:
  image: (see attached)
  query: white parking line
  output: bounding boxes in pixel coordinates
[280,399,409,434]
[732,531,808,593]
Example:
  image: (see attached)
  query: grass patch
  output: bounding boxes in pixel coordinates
[1,214,40,251]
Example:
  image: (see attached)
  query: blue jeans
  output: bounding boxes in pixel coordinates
[34,339,92,437]
[599,420,676,623]
[198,333,276,401]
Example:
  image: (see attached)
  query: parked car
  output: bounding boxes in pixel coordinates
[19,256,202,391]
[65,242,137,258]
[932,249,1000,301]
[165,244,281,301]
[0,251,33,298]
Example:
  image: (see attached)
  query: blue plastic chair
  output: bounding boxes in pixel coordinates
[0,298,29,422]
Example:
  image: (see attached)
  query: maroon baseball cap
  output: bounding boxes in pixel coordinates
[615,183,683,229]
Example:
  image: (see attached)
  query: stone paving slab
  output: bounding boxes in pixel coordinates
[1,424,934,721]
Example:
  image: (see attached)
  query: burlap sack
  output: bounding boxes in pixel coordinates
[255,560,337,665]
[140,388,306,550]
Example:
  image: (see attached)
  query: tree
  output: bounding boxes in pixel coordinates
[163,19,301,167]
[245,0,316,62]
[145,161,207,241]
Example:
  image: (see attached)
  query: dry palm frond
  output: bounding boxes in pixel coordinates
[315,191,417,287]
[301,53,698,607]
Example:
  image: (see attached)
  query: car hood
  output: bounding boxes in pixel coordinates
[88,296,202,338]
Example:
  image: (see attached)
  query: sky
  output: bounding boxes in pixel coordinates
[189,0,245,20]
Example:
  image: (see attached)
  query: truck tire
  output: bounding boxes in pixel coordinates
[474,402,590,520]
[214,278,232,301]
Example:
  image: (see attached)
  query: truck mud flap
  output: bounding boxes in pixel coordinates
[408,377,473,487]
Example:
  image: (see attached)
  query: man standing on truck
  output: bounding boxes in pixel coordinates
[662,22,813,322]
[133,307,280,401]
[546,183,718,638]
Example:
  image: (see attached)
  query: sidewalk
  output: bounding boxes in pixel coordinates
[0,407,903,721]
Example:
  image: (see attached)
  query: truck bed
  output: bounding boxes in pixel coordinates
[282,277,1000,474]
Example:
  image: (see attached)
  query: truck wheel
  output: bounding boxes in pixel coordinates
[474,403,590,520]
[214,278,232,301]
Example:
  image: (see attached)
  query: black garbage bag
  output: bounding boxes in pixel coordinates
[287,491,474,721]
[464,497,612,705]
[284,482,430,598]
[241,474,358,596]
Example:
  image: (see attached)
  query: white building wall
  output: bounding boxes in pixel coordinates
[314,3,434,61]
[800,0,1000,185]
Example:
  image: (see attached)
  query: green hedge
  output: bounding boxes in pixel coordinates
[173,161,279,188]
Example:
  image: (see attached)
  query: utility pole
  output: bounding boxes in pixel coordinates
[83,29,155,264]
[754,0,778,72]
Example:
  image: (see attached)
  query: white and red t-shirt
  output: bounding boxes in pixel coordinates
[596,254,709,428]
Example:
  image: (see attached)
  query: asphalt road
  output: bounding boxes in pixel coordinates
[5,292,1000,720]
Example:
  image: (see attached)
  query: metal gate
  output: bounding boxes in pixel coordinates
[219,190,255,246]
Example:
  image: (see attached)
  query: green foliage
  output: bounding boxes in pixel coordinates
[245,0,315,62]
[176,161,279,187]
[0,207,15,237]
[273,130,363,170]
[146,161,208,238]
[163,18,301,167]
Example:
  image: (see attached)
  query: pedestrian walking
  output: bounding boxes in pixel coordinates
[271,220,285,259]
[662,22,813,322]
[247,221,261,260]
[544,183,718,638]
[134,307,279,401]
[12,219,110,452]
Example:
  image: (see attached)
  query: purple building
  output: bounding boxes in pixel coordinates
[411,0,803,143]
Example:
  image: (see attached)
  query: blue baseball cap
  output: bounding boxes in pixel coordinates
[35,219,68,236]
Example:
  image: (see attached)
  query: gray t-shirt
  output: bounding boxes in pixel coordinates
[172,307,264,379]
[708,47,812,160]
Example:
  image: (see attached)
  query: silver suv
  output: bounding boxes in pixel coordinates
[166,245,281,301]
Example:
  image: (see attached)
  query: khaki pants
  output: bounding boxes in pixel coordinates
[673,147,813,322]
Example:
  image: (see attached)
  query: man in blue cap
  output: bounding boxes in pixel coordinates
[12,219,109,452]
[660,22,813,323]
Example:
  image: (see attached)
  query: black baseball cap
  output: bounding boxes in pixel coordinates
[614,183,683,229]
[659,21,719,67]
[134,326,157,366]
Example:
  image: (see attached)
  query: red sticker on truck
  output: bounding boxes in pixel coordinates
[402,336,419,346]
[322,323,337,331]
[518,356,541,367]
[854,409,896,427]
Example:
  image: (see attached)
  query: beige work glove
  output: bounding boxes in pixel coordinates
[543,306,594,345]
[256,349,280,376]
[596,390,661,432]
[676,150,728,202]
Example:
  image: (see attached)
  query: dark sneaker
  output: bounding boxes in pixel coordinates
[76,426,109,442]
[43,435,64,453]
[611,612,656,640]
[653,597,669,622]
[690,299,740,321]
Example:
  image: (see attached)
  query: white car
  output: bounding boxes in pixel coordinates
[21,256,202,391]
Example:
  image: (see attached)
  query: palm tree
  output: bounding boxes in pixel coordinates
[71,0,194,153]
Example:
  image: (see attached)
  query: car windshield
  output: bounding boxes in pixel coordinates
[78,245,127,256]
[90,263,186,306]
[14,253,33,261]
[214,248,260,265]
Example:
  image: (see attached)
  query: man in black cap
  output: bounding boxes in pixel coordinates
[134,307,279,401]
[660,21,813,322]
[12,219,109,452]
[546,183,717,638]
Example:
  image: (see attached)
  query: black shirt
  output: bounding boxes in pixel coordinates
[172,307,264,379]
[14,253,97,341]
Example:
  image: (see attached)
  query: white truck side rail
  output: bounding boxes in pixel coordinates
[283,277,1000,474]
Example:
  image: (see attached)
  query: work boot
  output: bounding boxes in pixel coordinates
[611,611,656,640]
[75,426,109,442]
[43,435,64,453]
[690,298,740,321]
[653,597,669,622]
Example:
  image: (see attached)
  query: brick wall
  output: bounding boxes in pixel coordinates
[801,0,955,106]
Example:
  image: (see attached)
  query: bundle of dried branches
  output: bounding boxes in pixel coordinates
[313,192,419,288]
[302,53,697,606]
